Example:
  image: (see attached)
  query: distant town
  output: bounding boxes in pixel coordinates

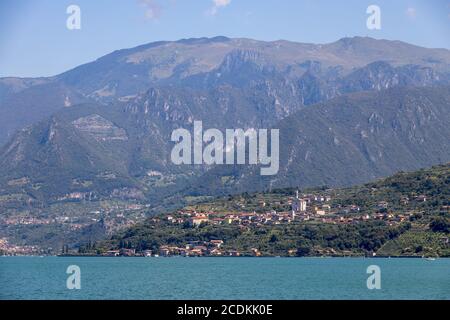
[1,181,447,257]
[96,190,429,258]
[47,187,447,258]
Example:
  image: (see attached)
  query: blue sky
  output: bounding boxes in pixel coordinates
[0,0,449,77]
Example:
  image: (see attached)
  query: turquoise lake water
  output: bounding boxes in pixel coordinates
[0,257,449,300]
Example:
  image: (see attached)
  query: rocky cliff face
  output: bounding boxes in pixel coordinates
[2,36,450,145]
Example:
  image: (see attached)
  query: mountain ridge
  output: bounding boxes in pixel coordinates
[1,85,449,210]
[2,36,450,145]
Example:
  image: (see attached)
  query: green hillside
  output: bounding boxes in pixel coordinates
[88,164,449,257]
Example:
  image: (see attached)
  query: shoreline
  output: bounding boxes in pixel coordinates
[2,254,445,259]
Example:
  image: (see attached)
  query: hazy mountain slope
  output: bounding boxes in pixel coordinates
[1,85,449,207]
[0,79,90,144]
[0,81,308,205]
[2,36,450,145]
[57,36,450,95]
[0,106,137,203]
[184,86,450,196]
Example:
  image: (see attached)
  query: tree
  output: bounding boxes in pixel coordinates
[296,246,311,257]
[430,217,450,234]
[269,234,278,243]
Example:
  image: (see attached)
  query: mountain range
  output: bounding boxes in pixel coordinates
[2,36,450,145]
[1,36,450,249]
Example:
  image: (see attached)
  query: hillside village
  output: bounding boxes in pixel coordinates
[2,165,449,257]
[95,188,436,257]
[94,164,449,258]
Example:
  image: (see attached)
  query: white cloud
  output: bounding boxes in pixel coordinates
[405,7,417,19]
[208,0,231,16]
[139,0,162,20]
[214,0,231,6]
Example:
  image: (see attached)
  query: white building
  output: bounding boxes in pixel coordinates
[292,190,307,213]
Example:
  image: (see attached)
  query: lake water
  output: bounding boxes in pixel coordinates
[0,257,449,300]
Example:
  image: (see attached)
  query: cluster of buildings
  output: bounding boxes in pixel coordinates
[167,192,322,225]
[159,191,332,228]
[320,212,412,226]
[0,201,149,232]
[289,192,419,225]
[177,211,298,227]
[101,239,248,257]
[159,190,420,230]
[0,238,44,256]
[157,240,235,257]
[2,216,54,226]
